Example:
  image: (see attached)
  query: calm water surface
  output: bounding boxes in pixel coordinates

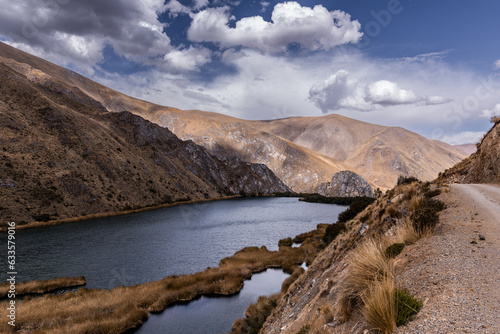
[136,269,289,334]
[2,197,345,289]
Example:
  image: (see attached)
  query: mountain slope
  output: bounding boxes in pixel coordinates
[0,42,466,191]
[440,119,500,184]
[250,116,466,188]
[0,60,289,226]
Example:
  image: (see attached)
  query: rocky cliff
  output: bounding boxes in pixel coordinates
[0,61,289,227]
[316,171,374,197]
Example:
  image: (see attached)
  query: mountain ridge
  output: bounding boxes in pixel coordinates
[0,42,466,192]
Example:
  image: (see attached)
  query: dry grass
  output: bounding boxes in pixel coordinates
[334,237,393,321]
[0,228,327,333]
[361,274,396,334]
[0,276,86,298]
[392,219,421,246]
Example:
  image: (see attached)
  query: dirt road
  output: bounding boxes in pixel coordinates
[395,184,500,333]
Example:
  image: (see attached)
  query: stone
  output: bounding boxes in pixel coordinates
[315,170,374,198]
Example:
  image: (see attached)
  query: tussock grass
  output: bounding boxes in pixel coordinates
[0,276,86,298]
[362,274,396,334]
[335,237,393,321]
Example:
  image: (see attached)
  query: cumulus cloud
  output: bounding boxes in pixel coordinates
[481,103,500,119]
[309,70,450,112]
[163,46,212,72]
[495,59,500,70]
[187,2,362,53]
[0,0,171,73]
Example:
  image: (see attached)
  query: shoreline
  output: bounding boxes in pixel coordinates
[0,195,242,232]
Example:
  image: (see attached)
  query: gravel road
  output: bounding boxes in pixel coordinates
[394,184,500,334]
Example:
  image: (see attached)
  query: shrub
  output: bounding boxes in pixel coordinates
[395,288,423,326]
[385,243,405,258]
[424,188,441,198]
[278,237,293,247]
[338,197,376,223]
[322,221,346,244]
[411,197,446,233]
[397,176,420,186]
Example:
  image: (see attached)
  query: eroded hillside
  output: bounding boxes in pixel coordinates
[440,118,500,184]
[0,42,466,192]
[0,61,289,226]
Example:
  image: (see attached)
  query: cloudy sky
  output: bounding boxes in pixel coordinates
[1,0,500,145]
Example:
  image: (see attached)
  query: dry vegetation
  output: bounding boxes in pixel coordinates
[0,277,86,298]
[0,225,328,333]
[263,178,447,334]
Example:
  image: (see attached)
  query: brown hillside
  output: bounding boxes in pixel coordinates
[441,120,500,184]
[0,42,465,191]
[0,60,289,227]
[250,116,466,188]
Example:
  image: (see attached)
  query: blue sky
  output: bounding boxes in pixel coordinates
[1,0,500,144]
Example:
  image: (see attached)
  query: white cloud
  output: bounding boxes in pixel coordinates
[163,46,212,72]
[494,59,500,70]
[308,70,449,112]
[0,0,171,74]
[439,131,485,145]
[367,80,421,105]
[187,2,362,53]
[481,103,500,119]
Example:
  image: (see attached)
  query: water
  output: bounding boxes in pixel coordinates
[1,197,345,289]
[136,269,289,334]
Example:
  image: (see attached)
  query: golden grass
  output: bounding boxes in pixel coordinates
[361,274,396,334]
[0,231,325,333]
[334,237,393,321]
[0,276,86,298]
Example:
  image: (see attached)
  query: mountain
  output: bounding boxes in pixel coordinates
[453,143,477,155]
[440,119,500,184]
[0,56,289,226]
[249,116,466,188]
[0,42,466,192]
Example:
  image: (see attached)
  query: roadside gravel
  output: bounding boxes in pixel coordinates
[394,184,500,334]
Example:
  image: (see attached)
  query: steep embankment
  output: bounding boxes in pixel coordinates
[0,42,465,192]
[440,119,500,184]
[0,61,289,227]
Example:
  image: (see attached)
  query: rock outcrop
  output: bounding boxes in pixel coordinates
[316,170,374,197]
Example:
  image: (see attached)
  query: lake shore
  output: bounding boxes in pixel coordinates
[0,195,243,232]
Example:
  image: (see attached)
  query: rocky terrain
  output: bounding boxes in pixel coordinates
[0,42,466,193]
[316,171,374,198]
[0,59,289,227]
[250,116,466,189]
[440,118,500,184]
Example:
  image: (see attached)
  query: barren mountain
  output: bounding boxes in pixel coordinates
[0,58,289,227]
[0,42,466,192]
[453,143,477,155]
[249,116,466,188]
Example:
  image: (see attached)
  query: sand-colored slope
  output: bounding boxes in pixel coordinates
[250,116,466,188]
[0,42,466,191]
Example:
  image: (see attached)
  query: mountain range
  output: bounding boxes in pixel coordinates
[0,41,468,224]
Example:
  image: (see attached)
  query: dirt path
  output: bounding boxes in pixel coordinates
[394,184,500,334]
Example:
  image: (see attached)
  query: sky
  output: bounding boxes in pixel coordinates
[1,0,500,145]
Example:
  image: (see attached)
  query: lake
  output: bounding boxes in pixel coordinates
[4,197,345,289]
[1,197,345,333]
